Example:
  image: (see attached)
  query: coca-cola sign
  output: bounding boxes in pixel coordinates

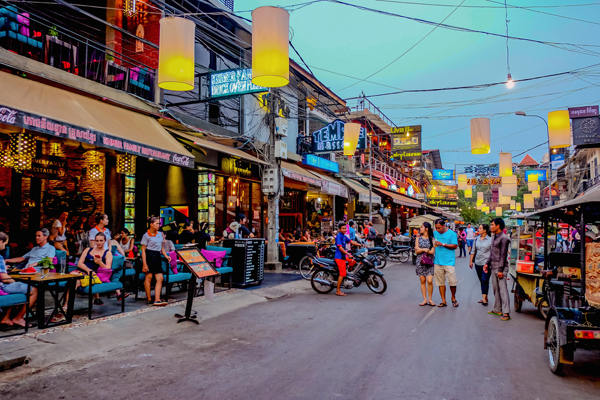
[0,103,194,168]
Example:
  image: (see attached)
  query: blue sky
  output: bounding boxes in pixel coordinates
[235,0,600,171]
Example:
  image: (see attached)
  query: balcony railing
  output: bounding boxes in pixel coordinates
[297,135,313,155]
[0,4,156,102]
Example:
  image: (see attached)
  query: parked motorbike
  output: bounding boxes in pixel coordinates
[310,253,387,294]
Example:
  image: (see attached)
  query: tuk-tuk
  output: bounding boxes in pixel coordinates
[525,186,600,374]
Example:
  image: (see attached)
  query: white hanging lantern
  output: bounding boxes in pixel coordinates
[251,7,290,88]
[528,181,539,192]
[343,123,361,156]
[548,110,571,149]
[524,193,534,209]
[502,175,517,196]
[158,17,196,91]
[499,152,512,177]
[470,118,491,154]
[457,174,468,190]
[495,206,503,216]
[510,200,516,210]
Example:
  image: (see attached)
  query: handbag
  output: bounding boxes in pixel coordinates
[421,253,434,267]
[79,272,102,287]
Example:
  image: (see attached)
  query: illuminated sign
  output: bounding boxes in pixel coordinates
[311,120,367,153]
[209,68,267,98]
[432,169,455,180]
[427,198,458,208]
[525,170,547,182]
[551,154,565,170]
[302,154,339,173]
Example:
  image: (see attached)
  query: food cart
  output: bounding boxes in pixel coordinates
[525,186,600,374]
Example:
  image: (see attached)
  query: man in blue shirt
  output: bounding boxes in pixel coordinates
[5,229,56,271]
[347,221,357,241]
[433,219,459,307]
[335,222,362,296]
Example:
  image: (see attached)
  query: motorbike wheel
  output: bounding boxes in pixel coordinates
[412,253,417,265]
[298,256,313,280]
[376,254,387,269]
[311,270,335,294]
[398,251,409,263]
[547,316,563,375]
[514,283,523,313]
[537,297,549,320]
[366,273,387,294]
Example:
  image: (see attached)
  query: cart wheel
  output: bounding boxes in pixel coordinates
[514,285,523,313]
[547,316,563,375]
[537,297,549,320]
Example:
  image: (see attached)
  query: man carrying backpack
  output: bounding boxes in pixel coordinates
[366,222,377,247]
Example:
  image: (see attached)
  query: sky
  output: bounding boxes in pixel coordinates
[234,0,600,172]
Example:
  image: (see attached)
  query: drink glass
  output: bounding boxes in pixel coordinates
[60,258,67,274]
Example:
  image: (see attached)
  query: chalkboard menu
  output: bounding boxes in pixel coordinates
[223,238,265,286]
[176,248,220,279]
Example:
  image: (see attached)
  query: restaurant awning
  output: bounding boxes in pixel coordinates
[167,128,268,165]
[310,171,348,198]
[373,188,423,209]
[0,71,194,167]
[340,178,381,204]
[281,161,322,187]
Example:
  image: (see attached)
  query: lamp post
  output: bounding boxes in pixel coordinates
[515,112,553,207]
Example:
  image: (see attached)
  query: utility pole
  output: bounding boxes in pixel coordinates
[368,135,373,223]
[265,91,282,271]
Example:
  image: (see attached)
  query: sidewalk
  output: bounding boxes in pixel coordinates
[0,273,310,381]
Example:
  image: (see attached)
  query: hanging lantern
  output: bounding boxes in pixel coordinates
[464,187,472,198]
[48,141,62,157]
[499,152,512,177]
[501,175,517,196]
[251,6,290,88]
[498,188,511,204]
[516,202,522,212]
[116,154,136,174]
[483,206,490,214]
[343,123,361,156]
[158,17,195,91]
[548,110,571,149]
[87,164,104,180]
[477,202,484,211]
[10,131,36,159]
[524,193,534,209]
[12,155,32,173]
[457,174,468,190]
[477,192,484,205]
[495,206,503,216]
[510,200,515,210]
[528,181,539,192]
[0,142,13,168]
[470,118,491,154]
[532,189,540,198]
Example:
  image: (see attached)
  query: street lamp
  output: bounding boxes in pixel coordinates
[515,111,553,207]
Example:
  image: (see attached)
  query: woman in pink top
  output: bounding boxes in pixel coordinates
[458,227,467,258]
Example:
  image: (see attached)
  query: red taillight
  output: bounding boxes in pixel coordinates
[574,330,600,339]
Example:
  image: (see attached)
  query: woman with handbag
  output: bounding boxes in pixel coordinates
[469,224,493,306]
[415,222,436,306]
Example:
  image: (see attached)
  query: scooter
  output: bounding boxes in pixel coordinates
[310,253,387,294]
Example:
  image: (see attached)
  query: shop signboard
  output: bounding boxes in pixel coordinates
[465,177,523,185]
[282,167,321,187]
[310,120,367,153]
[551,154,565,170]
[302,154,339,173]
[0,105,194,168]
[427,198,458,208]
[569,106,599,119]
[358,192,381,204]
[525,170,547,182]
[321,180,348,198]
[23,156,68,179]
[432,169,455,181]
[209,68,267,99]
[390,125,422,161]
[572,116,600,147]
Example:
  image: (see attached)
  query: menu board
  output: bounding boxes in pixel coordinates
[176,248,220,279]
[223,239,265,286]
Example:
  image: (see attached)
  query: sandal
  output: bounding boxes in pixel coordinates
[501,315,511,321]
[93,298,104,306]
[117,293,131,301]
[477,300,484,304]
[437,303,447,307]
[482,302,488,306]
[419,301,428,306]
[452,300,459,307]
[488,311,502,316]
[428,302,436,307]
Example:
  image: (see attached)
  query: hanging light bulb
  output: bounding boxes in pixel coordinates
[506,73,514,89]
[251,6,290,88]
[158,17,196,91]
[470,118,491,154]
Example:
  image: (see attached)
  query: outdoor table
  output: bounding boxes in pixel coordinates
[9,272,82,329]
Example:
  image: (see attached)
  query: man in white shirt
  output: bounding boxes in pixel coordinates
[465,223,475,253]
[52,211,69,243]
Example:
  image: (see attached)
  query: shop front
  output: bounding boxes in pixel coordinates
[340,177,382,221]
[280,161,321,235]
[373,185,424,233]
[0,71,194,250]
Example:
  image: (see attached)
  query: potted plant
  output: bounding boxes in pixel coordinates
[39,256,53,275]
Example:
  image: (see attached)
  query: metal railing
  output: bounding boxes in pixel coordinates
[0,4,156,102]
[349,94,396,129]
[296,136,313,155]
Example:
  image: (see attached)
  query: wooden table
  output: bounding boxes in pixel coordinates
[9,272,82,329]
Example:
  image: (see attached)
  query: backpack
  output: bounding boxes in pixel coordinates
[367,227,377,241]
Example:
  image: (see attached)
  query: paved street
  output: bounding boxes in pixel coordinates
[2,256,600,399]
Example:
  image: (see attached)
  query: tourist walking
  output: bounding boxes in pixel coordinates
[458,227,467,257]
[433,219,459,307]
[469,224,492,306]
[415,222,436,306]
[485,218,511,321]
[141,217,171,306]
[465,223,476,252]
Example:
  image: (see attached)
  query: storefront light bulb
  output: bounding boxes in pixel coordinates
[317,197,321,202]
[506,73,514,89]
[406,132,409,137]
[228,177,232,182]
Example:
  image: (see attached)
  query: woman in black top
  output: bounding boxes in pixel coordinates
[194,222,211,250]
[177,221,195,244]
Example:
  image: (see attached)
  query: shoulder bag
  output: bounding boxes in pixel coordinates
[420,238,434,267]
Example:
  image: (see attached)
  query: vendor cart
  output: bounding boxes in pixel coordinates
[526,186,600,374]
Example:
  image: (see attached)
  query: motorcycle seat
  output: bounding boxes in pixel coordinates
[367,247,385,252]
[392,245,411,251]
[314,258,337,267]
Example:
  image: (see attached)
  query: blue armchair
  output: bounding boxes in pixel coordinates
[205,245,233,290]
[0,277,31,335]
[77,254,126,320]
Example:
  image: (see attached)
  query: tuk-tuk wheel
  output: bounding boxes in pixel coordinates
[537,298,549,320]
[514,286,523,313]
[547,316,563,375]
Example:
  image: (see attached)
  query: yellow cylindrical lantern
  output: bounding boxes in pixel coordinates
[516,202,522,212]
[483,206,490,214]
[548,110,571,149]
[499,152,512,177]
[532,189,540,198]
[495,206,503,216]
[524,193,534,209]
[510,200,515,210]
[502,175,517,196]
[498,188,511,204]
[477,203,483,210]
[470,118,491,154]
[343,123,361,156]
[528,181,539,191]
[251,7,290,88]
[457,174,468,190]
[158,17,196,91]
[477,192,484,205]
[464,187,472,198]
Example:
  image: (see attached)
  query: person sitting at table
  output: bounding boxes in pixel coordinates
[0,232,38,329]
[177,221,195,244]
[194,222,211,250]
[114,228,134,257]
[48,227,69,256]
[278,230,290,261]
[5,229,56,271]
[301,230,312,242]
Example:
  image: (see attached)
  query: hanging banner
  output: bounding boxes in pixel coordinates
[463,165,500,176]
[311,120,367,153]
[432,169,455,181]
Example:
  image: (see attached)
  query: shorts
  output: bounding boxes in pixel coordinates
[467,239,474,247]
[1,282,29,294]
[145,250,164,275]
[335,259,347,278]
[434,264,458,286]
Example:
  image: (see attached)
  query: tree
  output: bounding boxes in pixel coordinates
[457,190,486,224]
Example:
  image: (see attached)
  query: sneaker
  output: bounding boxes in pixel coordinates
[146,300,154,306]
[93,298,104,305]
[153,300,168,306]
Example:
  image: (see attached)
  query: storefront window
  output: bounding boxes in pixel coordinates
[215,175,225,237]
[251,182,262,237]
[238,180,250,225]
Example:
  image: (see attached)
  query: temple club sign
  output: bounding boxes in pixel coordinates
[311,120,367,153]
